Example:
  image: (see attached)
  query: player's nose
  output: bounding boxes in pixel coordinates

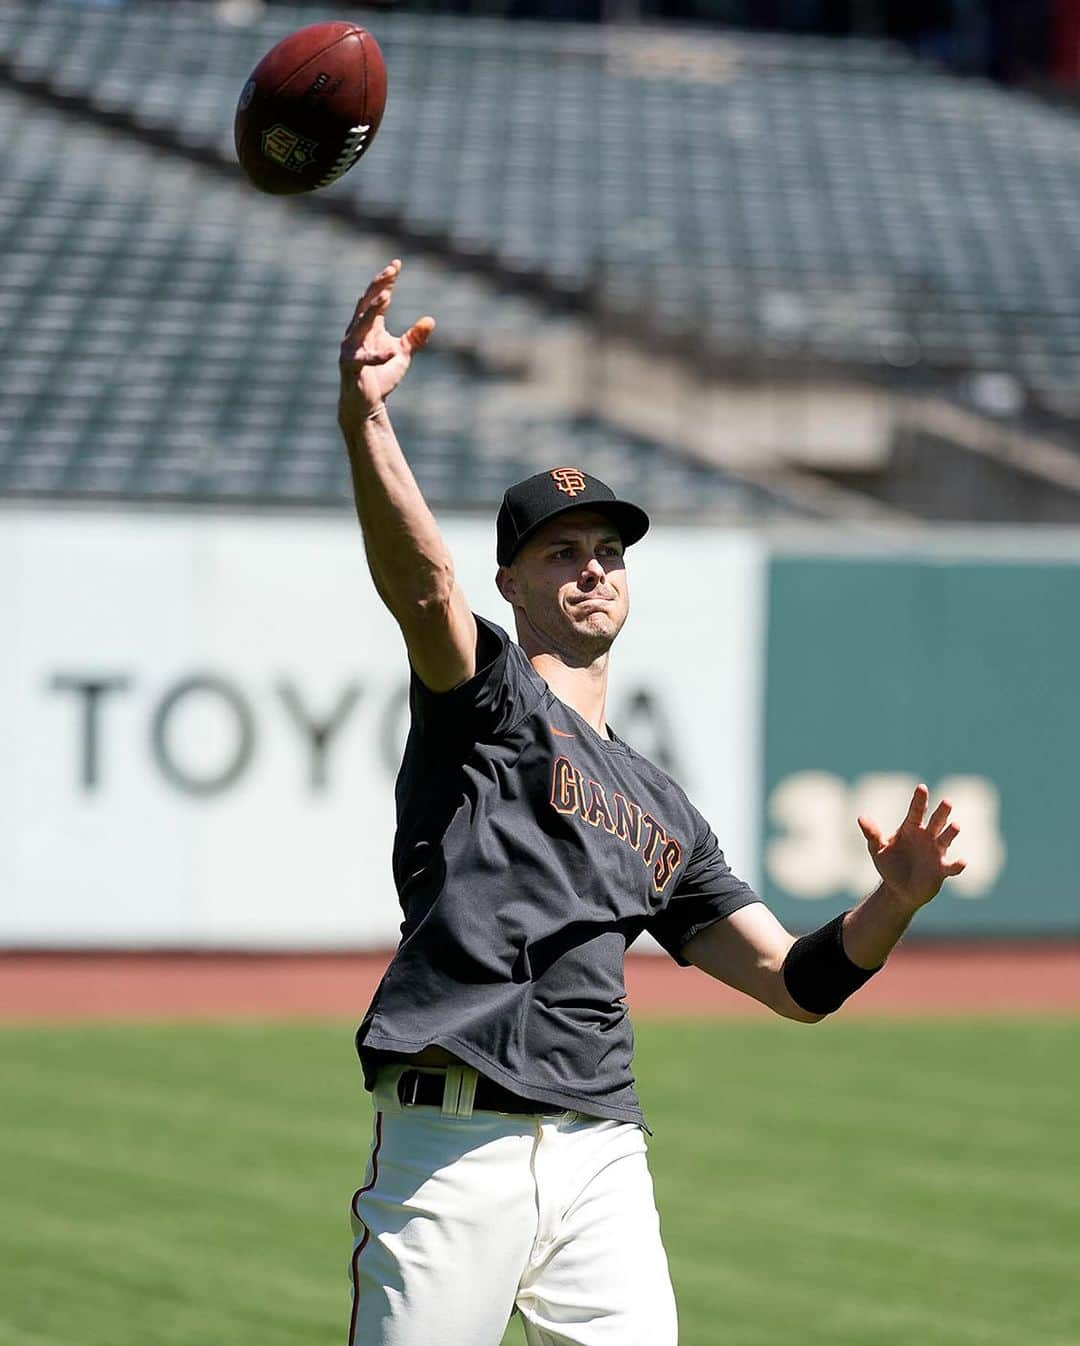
[581,557,606,584]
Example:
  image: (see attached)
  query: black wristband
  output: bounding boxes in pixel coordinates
[781,913,881,1015]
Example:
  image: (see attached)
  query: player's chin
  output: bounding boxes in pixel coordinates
[571,607,624,643]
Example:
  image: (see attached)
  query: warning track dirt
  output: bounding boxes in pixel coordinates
[1,944,1077,1020]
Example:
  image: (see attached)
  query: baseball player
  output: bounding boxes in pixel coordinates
[337,259,966,1346]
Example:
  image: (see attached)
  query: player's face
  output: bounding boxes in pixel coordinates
[500,510,629,660]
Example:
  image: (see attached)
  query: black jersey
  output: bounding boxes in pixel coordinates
[355,615,760,1128]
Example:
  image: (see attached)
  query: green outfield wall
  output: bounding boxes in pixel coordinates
[763,547,1080,935]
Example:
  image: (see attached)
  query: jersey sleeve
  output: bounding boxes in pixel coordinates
[408,613,539,746]
[645,817,761,967]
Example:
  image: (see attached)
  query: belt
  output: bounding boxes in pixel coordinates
[396,1066,562,1117]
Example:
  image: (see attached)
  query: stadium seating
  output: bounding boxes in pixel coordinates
[0,84,788,515]
[2,2,1079,423]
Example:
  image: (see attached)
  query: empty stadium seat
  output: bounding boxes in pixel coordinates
[2,4,1078,420]
[0,82,789,517]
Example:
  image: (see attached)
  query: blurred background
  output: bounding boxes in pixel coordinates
[1,3,1078,1345]
[5,0,1080,945]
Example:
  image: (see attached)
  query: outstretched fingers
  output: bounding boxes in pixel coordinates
[401,315,436,353]
[936,820,963,876]
[345,288,392,349]
[858,815,885,852]
[937,822,960,851]
[359,258,401,311]
[926,797,952,838]
[337,262,432,404]
[904,783,929,829]
[344,259,403,337]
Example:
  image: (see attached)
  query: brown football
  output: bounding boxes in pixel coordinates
[234,22,387,195]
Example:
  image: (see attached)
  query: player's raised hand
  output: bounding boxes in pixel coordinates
[338,259,435,426]
[857,785,966,910]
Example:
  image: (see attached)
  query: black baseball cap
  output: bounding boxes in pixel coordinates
[496,467,650,566]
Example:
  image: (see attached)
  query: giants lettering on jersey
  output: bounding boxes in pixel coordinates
[549,754,683,894]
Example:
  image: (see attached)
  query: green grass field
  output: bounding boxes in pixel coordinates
[3,1019,1077,1346]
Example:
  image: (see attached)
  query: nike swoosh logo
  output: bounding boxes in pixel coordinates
[550,725,576,738]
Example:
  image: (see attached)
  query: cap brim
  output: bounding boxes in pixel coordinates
[510,498,650,562]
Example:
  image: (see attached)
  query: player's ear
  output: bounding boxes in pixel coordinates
[495,565,515,603]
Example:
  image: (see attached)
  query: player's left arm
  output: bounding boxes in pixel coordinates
[682,784,965,1022]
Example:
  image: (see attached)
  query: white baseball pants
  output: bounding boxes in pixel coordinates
[347,1064,679,1346]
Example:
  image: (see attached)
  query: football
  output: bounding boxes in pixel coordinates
[234,22,387,195]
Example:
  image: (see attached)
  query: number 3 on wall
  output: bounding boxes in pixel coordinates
[765,772,1006,900]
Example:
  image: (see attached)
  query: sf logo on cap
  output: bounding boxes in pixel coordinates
[551,468,587,497]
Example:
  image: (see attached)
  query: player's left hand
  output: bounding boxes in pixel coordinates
[858,785,966,910]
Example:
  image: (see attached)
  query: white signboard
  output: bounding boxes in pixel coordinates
[0,508,764,947]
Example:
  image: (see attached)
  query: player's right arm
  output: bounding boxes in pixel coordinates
[337,259,477,692]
